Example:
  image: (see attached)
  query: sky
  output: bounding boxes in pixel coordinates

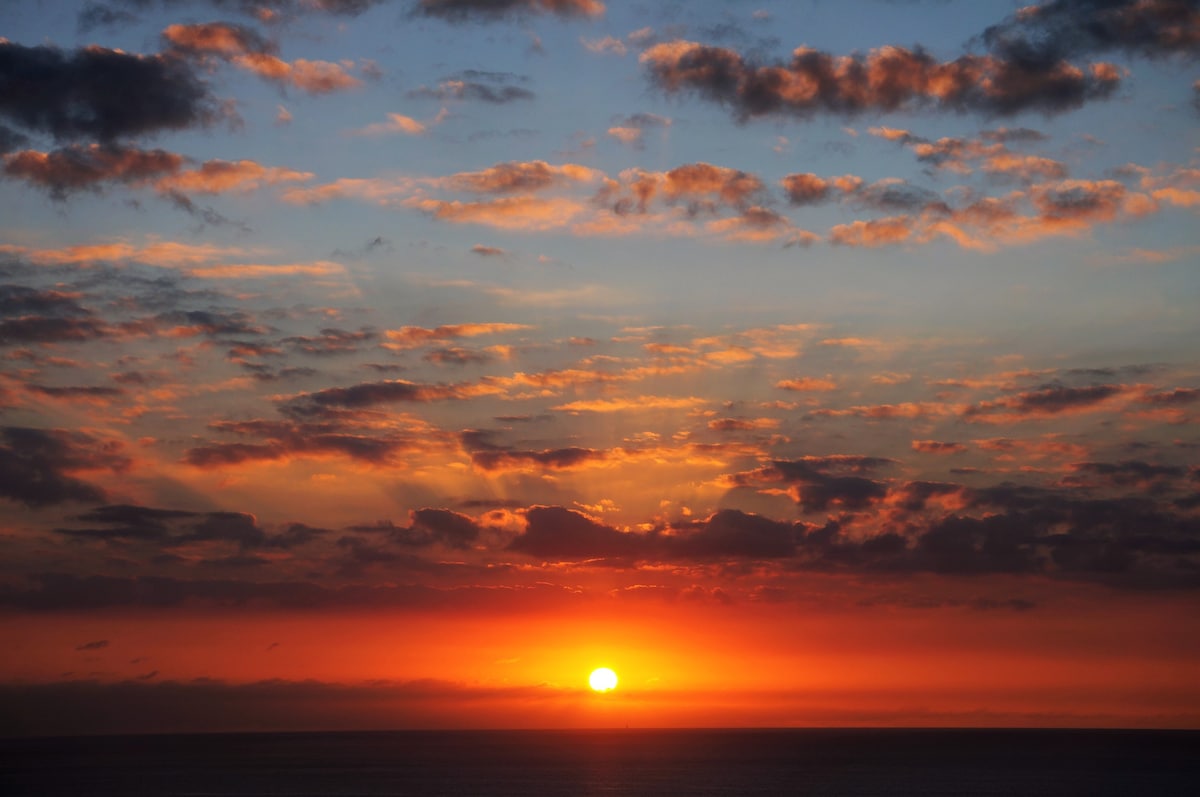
[1,0,1198,736]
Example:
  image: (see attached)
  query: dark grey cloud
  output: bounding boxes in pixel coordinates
[185,419,415,467]
[408,508,481,549]
[74,639,109,651]
[0,427,129,507]
[853,180,951,215]
[283,327,378,356]
[980,0,1200,65]
[408,70,536,104]
[413,0,604,23]
[0,41,220,143]
[54,504,327,550]
[79,0,386,30]
[470,446,605,471]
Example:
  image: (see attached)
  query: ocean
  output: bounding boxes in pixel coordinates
[1,728,1197,796]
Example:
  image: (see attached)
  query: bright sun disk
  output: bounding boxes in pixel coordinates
[588,667,618,692]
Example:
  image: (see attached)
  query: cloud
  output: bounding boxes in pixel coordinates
[596,162,764,217]
[508,505,640,560]
[470,446,609,473]
[730,458,891,512]
[470,244,506,257]
[414,0,605,22]
[156,159,313,194]
[829,216,915,248]
[640,40,1121,121]
[407,76,535,104]
[408,507,481,549]
[980,0,1200,64]
[582,36,627,56]
[0,427,129,507]
[443,161,600,194]
[776,376,837,392]
[780,172,861,205]
[408,195,590,231]
[383,322,531,349]
[606,112,670,148]
[349,113,427,136]
[184,420,422,467]
[551,395,706,413]
[163,22,362,94]
[0,40,222,143]
[278,379,500,419]
[3,144,184,199]
[963,384,1134,423]
[54,503,328,550]
[912,440,968,455]
[74,639,109,651]
[161,21,274,58]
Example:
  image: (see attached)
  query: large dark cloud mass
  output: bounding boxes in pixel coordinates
[641,40,1122,120]
[0,427,129,507]
[980,0,1200,64]
[635,1,1200,122]
[0,41,219,143]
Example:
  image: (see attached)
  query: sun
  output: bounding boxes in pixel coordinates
[588,667,618,693]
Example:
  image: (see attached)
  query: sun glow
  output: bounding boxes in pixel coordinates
[588,667,618,692]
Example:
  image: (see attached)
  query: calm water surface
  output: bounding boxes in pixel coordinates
[1,728,1197,796]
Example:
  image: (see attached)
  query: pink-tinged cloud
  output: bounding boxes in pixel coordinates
[912,440,968,455]
[812,402,949,420]
[279,177,414,206]
[184,261,346,280]
[708,417,781,432]
[233,54,361,94]
[383,323,532,349]
[156,160,313,194]
[162,22,271,57]
[350,113,427,136]
[18,239,254,267]
[607,127,642,145]
[982,153,1067,181]
[582,36,626,56]
[164,22,362,94]
[443,161,600,194]
[407,196,589,231]
[780,172,862,205]
[776,377,837,392]
[3,145,183,197]
[552,395,707,413]
[706,207,814,245]
[829,216,914,247]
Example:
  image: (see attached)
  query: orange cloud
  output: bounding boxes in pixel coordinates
[157,160,313,194]
[407,196,589,231]
[350,113,427,136]
[233,54,362,94]
[443,161,601,194]
[552,396,707,413]
[829,216,914,247]
[383,323,532,349]
[776,377,837,392]
[185,261,346,280]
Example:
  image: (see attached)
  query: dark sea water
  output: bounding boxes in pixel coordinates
[1,728,1197,796]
